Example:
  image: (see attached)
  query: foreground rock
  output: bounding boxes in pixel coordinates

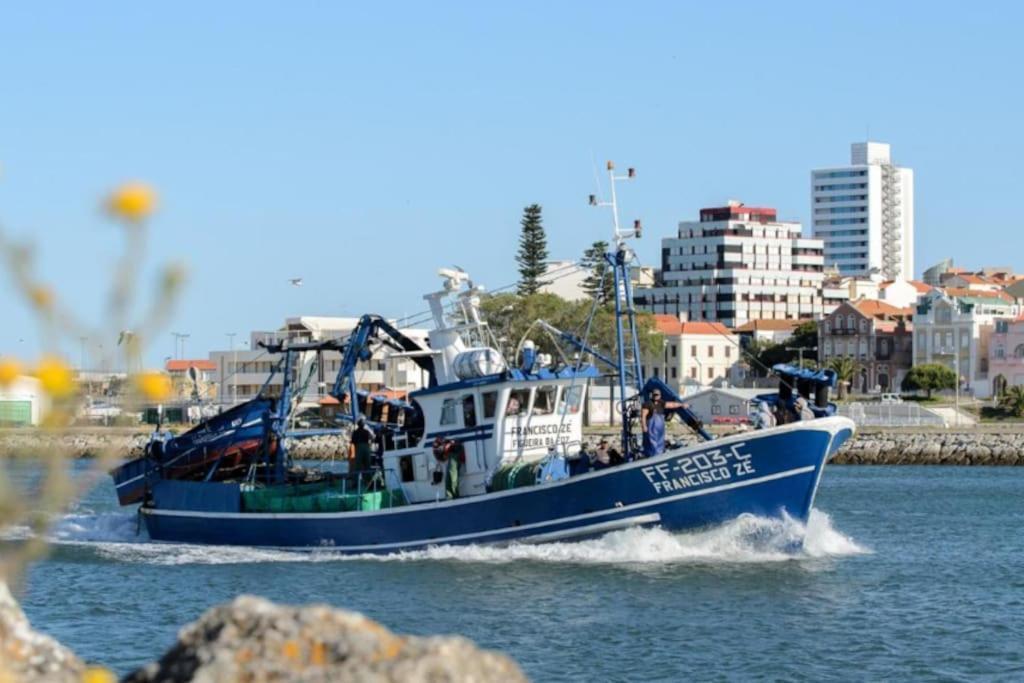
[124,595,527,683]
[0,581,85,682]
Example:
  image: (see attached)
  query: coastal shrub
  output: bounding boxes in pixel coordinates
[901,363,957,399]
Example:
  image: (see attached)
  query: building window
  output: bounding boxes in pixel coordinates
[725,347,731,359]
[691,345,697,357]
[707,367,713,379]
[708,345,714,358]
[671,344,677,358]
[671,367,677,379]
[1015,344,1024,358]
[729,405,739,415]
[711,405,721,415]
[690,367,697,379]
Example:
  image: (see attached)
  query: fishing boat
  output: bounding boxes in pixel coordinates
[110,163,855,552]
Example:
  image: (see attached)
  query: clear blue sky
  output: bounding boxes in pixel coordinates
[2,2,1021,365]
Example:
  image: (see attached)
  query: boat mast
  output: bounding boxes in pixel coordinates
[589,161,644,457]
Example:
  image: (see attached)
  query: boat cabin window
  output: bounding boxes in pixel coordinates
[399,455,415,482]
[462,394,477,427]
[559,385,583,415]
[533,386,557,415]
[440,398,458,425]
[482,391,498,418]
[506,389,531,416]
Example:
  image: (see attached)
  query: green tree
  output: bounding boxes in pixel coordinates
[901,363,957,399]
[788,321,819,360]
[998,385,1024,417]
[516,204,548,296]
[743,321,820,377]
[581,240,614,302]
[826,355,858,399]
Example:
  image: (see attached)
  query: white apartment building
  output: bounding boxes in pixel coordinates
[634,201,830,327]
[643,316,744,394]
[811,141,915,280]
[912,291,1018,398]
[210,316,430,406]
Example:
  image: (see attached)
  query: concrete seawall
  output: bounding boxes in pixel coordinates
[2,427,1024,465]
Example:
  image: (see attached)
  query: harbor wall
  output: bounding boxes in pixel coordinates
[2,427,1024,465]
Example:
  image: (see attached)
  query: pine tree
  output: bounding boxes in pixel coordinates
[516,204,548,296]
[581,240,614,302]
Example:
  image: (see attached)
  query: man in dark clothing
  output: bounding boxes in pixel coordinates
[349,418,374,476]
[640,389,687,457]
[432,437,464,499]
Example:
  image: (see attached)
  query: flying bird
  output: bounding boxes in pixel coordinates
[289,278,303,287]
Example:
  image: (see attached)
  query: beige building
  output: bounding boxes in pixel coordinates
[912,291,1019,398]
[644,315,743,393]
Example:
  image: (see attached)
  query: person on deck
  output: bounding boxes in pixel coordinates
[591,438,612,469]
[794,396,815,421]
[349,418,374,477]
[754,401,776,430]
[641,389,687,458]
[432,437,465,499]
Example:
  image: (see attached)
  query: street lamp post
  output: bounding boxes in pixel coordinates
[786,346,818,369]
[227,333,237,406]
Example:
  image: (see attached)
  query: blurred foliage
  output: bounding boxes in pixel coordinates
[0,180,185,585]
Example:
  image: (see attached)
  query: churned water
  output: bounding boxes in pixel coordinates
[6,464,1024,681]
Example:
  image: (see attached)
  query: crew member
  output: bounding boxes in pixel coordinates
[591,438,612,469]
[794,396,815,421]
[641,389,687,457]
[432,436,465,499]
[349,418,374,477]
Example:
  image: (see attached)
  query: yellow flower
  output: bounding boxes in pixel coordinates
[35,355,75,398]
[81,667,117,683]
[29,285,54,310]
[0,357,21,387]
[281,639,301,662]
[134,371,172,401]
[105,182,157,223]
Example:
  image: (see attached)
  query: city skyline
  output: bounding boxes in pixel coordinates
[2,3,1023,364]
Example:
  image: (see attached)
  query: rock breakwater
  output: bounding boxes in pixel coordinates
[2,427,1023,465]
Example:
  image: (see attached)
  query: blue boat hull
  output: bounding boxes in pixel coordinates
[142,418,854,552]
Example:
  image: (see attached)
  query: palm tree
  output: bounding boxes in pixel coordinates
[826,355,857,400]
[998,385,1024,418]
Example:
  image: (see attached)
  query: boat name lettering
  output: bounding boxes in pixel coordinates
[506,424,573,436]
[505,422,574,449]
[640,443,755,494]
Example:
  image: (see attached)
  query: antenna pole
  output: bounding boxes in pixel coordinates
[589,160,643,458]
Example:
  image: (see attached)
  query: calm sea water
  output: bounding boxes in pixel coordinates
[4,463,1023,681]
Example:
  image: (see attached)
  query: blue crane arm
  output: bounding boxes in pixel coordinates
[328,314,436,411]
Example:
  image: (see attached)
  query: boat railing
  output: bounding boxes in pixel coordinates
[340,466,409,510]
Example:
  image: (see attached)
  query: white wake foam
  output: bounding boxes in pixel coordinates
[25,508,868,566]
